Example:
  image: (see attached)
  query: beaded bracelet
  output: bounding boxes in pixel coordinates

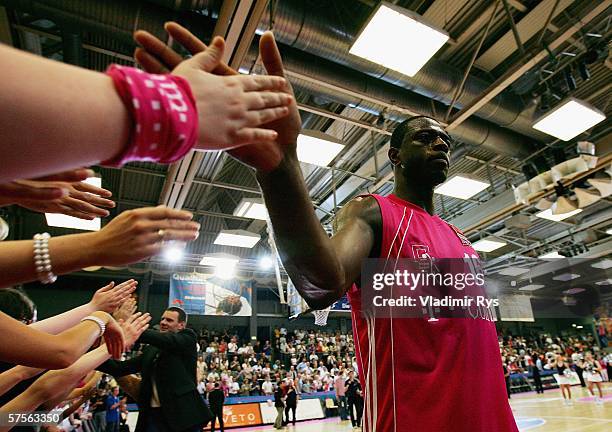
[33,233,57,284]
[80,315,106,338]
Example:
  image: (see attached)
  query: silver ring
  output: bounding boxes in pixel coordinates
[157,229,165,239]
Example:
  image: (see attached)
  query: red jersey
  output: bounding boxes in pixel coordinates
[347,194,517,432]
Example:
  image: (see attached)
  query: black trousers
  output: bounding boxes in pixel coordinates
[210,408,224,432]
[533,374,544,393]
[284,405,296,425]
[347,399,363,427]
[575,367,586,387]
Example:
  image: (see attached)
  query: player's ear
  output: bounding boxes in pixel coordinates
[388,147,401,166]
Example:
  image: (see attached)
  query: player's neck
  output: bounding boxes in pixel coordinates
[393,183,435,215]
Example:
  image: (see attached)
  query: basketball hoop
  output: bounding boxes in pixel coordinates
[313,307,331,326]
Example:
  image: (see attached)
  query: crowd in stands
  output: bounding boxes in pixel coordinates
[500,332,611,378]
[193,327,358,397]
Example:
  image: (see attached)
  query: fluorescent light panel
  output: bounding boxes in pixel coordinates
[233,198,268,220]
[591,259,612,269]
[349,3,448,77]
[552,273,581,281]
[498,267,530,276]
[45,177,102,231]
[538,251,565,259]
[563,288,585,295]
[297,131,344,166]
[214,230,261,248]
[434,175,490,200]
[533,98,606,141]
[535,207,582,222]
[472,238,507,252]
[199,255,239,266]
[519,284,545,291]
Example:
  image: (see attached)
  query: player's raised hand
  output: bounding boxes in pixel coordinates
[133,23,300,171]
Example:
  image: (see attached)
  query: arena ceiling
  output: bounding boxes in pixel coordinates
[1,0,610,296]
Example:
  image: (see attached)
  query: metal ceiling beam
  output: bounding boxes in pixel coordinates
[297,103,391,136]
[476,0,573,71]
[447,0,611,131]
[500,0,526,58]
[286,70,425,120]
[11,24,134,61]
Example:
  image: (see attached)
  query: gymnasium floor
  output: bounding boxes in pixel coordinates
[239,383,611,431]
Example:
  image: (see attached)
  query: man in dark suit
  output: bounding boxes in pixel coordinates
[345,371,363,429]
[98,307,211,432]
[207,382,225,432]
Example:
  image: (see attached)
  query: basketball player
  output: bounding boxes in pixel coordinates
[135,24,517,431]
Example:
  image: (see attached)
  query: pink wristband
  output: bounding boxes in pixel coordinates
[102,65,199,167]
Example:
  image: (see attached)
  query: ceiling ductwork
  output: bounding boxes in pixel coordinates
[251,44,536,157]
[0,0,219,45]
[255,0,546,141]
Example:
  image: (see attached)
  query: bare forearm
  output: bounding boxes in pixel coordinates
[0,366,43,397]
[1,346,110,415]
[256,155,344,308]
[0,233,99,286]
[0,44,128,182]
[30,303,95,335]
[0,311,109,369]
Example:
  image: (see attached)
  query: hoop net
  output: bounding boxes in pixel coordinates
[313,307,331,326]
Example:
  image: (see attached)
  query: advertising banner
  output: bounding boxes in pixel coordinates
[202,403,262,430]
[259,399,324,423]
[169,273,253,316]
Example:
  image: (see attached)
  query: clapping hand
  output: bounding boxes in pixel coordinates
[121,312,152,350]
[113,296,138,322]
[90,280,137,314]
[0,168,115,219]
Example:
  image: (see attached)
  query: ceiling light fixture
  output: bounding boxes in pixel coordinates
[535,207,582,222]
[233,198,268,220]
[214,230,261,248]
[595,279,612,286]
[552,273,581,281]
[518,284,545,291]
[199,254,240,279]
[532,98,605,141]
[591,259,612,269]
[472,238,507,253]
[538,251,565,259]
[163,245,184,263]
[563,288,585,295]
[259,255,275,270]
[45,177,102,231]
[498,267,530,276]
[297,130,345,166]
[434,174,490,200]
[199,254,240,267]
[349,2,449,77]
